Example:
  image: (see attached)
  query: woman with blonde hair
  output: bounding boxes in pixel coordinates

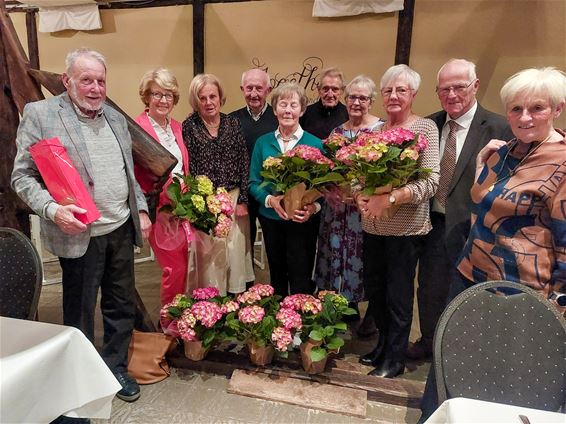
[182,73,254,295]
[134,68,189,306]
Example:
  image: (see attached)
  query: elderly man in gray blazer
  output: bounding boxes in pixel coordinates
[11,48,151,403]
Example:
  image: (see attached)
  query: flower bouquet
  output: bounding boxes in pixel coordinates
[161,174,233,238]
[335,128,430,217]
[160,288,233,360]
[260,145,343,215]
[224,284,291,365]
[281,291,356,373]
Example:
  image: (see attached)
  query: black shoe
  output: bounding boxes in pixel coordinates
[50,417,90,424]
[357,313,377,337]
[359,335,385,366]
[369,359,405,378]
[114,371,141,402]
[406,339,432,360]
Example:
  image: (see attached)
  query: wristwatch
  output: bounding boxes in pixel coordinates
[389,193,396,205]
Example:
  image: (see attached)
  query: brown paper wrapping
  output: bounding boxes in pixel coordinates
[282,183,322,216]
[300,339,328,374]
[247,342,275,366]
[183,340,209,361]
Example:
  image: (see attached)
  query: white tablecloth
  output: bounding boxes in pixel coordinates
[0,317,122,423]
[425,397,565,423]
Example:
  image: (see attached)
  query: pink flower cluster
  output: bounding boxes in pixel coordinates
[238,305,265,324]
[281,294,323,315]
[177,310,198,341]
[221,300,240,314]
[276,307,302,330]
[285,145,334,167]
[324,133,350,149]
[191,301,223,328]
[213,213,232,238]
[215,189,234,215]
[237,290,262,305]
[248,284,275,298]
[271,326,293,352]
[192,287,220,300]
[317,290,336,300]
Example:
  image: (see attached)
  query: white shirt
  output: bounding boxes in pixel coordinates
[148,114,184,176]
[274,126,304,153]
[247,102,269,122]
[433,101,478,214]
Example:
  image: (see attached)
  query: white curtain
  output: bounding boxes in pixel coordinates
[38,3,101,32]
[313,0,404,17]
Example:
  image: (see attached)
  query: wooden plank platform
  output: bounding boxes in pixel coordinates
[228,369,367,418]
[168,345,425,408]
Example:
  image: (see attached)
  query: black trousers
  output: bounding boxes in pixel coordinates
[416,212,461,349]
[59,219,136,372]
[363,232,425,362]
[258,214,319,297]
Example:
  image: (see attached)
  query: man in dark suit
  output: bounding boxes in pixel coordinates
[409,58,513,361]
[415,59,513,422]
[229,69,278,266]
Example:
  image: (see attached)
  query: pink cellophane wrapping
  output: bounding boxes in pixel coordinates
[29,137,100,224]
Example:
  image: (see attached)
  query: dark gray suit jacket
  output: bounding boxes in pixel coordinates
[427,104,513,264]
[11,92,148,258]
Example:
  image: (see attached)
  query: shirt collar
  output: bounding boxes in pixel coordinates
[275,125,303,142]
[247,102,268,121]
[447,101,477,130]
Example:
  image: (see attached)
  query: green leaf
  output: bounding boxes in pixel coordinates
[326,337,345,350]
[334,322,347,331]
[310,347,327,362]
[309,330,324,341]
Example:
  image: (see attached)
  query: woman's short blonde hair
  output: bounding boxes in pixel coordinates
[270,82,308,113]
[345,74,377,102]
[380,64,422,91]
[500,67,566,110]
[188,73,226,112]
[139,68,180,107]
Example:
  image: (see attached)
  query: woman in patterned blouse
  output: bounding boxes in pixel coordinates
[458,67,566,308]
[356,64,440,378]
[182,74,254,295]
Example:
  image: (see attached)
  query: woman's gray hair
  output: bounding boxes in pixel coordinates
[188,73,226,112]
[345,74,377,101]
[65,48,106,74]
[380,64,421,91]
[500,67,566,110]
[270,82,308,113]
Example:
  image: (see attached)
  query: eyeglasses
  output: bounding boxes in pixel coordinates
[346,95,371,104]
[436,80,475,96]
[320,86,342,93]
[380,86,412,97]
[151,92,174,101]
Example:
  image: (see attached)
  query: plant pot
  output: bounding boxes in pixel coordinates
[248,342,274,366]
[300,339,328,374]
[183,340,209,361]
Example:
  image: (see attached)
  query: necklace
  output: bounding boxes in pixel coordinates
[203,118,220,129]
[382,114,416,131]
[487,137,551,192]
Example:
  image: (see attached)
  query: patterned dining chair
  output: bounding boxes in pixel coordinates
[0,227,43,320]
[433,280,566,412]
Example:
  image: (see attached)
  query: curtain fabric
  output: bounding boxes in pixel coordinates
[313,0,404,17]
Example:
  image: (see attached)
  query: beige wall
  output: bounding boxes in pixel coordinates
[9,0,566,127]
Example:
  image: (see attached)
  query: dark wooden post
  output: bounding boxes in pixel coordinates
[394,0,415,65]
[25,9,39,70]
[193,0,204,75]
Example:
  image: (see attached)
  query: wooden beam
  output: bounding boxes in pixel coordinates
[394,0,415,65]
[25,9,38,70]
[193,0,204,75]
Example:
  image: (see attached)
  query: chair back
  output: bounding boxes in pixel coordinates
[0,227,43,320]
[434,280,566,411]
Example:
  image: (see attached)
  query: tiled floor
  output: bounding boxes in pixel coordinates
[39,247,428,423]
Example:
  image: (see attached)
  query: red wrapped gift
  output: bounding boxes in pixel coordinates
[29,137,100,224]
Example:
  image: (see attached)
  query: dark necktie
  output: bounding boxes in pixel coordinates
[436,120,460,207]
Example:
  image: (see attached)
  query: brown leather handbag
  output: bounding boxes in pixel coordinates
[127,330,176,384]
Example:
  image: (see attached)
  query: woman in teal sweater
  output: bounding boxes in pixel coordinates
[249,82,323,296]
